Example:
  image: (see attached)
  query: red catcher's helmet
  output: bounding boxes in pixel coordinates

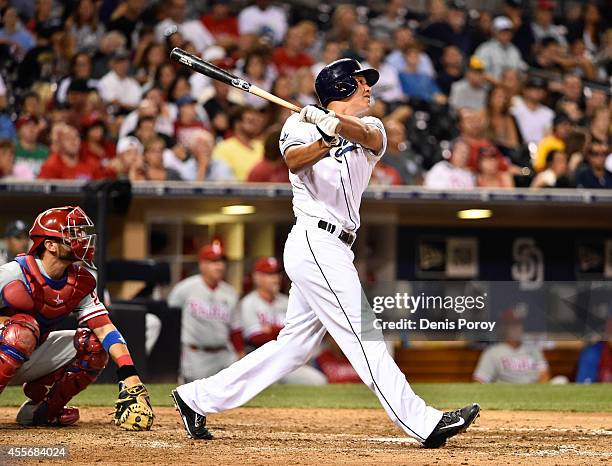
[28,206,96,267]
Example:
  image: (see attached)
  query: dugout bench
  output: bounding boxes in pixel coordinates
[395,342,582,382]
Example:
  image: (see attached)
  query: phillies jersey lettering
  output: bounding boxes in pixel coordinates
[501,355,540,372]
[473,343,549,384]
[256,311,282,326]
[187,298,233,322]
[279,113,387,232]
[239,291,288,340]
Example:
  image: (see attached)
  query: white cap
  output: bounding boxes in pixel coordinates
[202,45,226,62]
[116,136,143,155]
[605,153,612,173]
[492,16,514,33]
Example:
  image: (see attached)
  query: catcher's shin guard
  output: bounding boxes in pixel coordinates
[23,328,108,424]
[0,314,40,393]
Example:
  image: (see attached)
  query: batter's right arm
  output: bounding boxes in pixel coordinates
[334,114,383,153]
[284,140,330,174]
[298,105,383,153]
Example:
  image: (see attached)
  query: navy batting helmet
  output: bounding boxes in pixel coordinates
[315,59,379,107]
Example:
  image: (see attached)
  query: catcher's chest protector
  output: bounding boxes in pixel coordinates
[14,255,96,327]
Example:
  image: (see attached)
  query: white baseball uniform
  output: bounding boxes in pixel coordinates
[177,113,443,441]
[168,276,240,383]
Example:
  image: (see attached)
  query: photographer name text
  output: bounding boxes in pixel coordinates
[373,318,496,332]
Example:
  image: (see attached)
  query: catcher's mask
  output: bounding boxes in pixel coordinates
[28,206,97,268]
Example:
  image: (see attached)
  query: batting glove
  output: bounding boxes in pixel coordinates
[299,104,335,126]
[316,117,341,147]
[299,105,341,147]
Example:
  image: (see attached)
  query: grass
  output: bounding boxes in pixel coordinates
[1,383,611,412]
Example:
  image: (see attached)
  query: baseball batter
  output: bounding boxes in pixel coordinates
[172,59,480,448]
[0,206,153,430]
[168,243,244,383]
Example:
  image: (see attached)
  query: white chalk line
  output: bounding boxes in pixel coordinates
[367,437,420,444]
[515,444,612,458]
[470,426,612,435]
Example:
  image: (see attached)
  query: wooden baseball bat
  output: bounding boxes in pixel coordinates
[170,47,301,113]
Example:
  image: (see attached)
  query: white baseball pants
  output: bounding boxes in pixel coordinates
[13,330,77,384]
[177,222,442,441]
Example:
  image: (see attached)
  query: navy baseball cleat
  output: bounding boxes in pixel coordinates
[423,403,480,448]
[171,389,213,440]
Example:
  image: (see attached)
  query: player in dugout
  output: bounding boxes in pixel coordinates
[473,307,550,384]
[0,206,154,430]
[168,242,245,384]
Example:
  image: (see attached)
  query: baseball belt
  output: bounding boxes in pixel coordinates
[295,217,356,247]
[316,220,356,247]
[186,344,228,353]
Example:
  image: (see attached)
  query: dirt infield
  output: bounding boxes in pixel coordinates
[0,407,610,465]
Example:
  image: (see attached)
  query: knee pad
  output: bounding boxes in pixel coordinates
[0,314,40,393]
[73,328,109,371]
[0,313,40,358]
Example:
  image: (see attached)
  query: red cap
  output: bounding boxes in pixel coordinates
[537,0,555,10]
[501,306,526,323]
[254,257,280,274]
[15,115,38,130]
[81,112,105,129]
[199,242,225,261]
[213,57,236,70]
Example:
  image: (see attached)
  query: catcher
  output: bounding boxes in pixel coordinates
[0,206,154,430]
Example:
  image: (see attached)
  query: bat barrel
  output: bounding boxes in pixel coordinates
[170,47,300,113]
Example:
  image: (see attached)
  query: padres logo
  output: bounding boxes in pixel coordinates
[511,238,544,290]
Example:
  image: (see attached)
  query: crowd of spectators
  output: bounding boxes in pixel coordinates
[0,0,611,189]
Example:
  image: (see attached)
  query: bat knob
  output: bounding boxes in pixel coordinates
[170,47,184,61]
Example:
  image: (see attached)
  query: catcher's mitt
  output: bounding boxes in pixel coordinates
[112,382,154,431]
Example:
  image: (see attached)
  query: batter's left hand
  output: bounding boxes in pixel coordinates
[300,105,341,147]
[299,105,335,126]
[316,118,341,147]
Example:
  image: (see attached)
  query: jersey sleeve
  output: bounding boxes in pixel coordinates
[361,116,387,160]
[229,292,242,332]
[472,346,497,383]
[532,347,549,371]
[239,295,264,339]
[73,289,108,326]
[167,280,186,309]
[0,262,23,309]
[279,114,315,157]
